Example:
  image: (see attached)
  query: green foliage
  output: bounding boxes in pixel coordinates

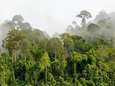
[0,13,115,86]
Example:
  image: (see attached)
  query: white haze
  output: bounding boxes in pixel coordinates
[66,11,115,47]
[0,25,10,48]
[0,0,114,35]
[0,0,115,48]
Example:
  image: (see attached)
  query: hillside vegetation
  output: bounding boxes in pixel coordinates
[0,11,115,86]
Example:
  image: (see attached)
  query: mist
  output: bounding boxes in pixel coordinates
[66,10,115,46]
[1,10,115,49]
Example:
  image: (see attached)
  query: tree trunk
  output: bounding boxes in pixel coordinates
[12,49,16,63]
[74,62,77,86]
[45,66,48,83]
[82,17,86,28]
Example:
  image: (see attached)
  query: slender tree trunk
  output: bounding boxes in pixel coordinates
[45,66,48,83]
[11,49,16,83]
[74,62,77,86]
[12,49,16,63]
[81,17,86,28]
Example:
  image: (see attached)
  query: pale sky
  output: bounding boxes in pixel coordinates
[0,0,115,35]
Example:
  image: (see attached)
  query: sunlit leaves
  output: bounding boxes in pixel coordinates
[72,51,87,63]
[39,52,50,71]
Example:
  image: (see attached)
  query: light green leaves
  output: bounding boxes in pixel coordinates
[39,52,50,71]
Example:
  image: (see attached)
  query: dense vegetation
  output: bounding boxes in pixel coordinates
[0,11,115,86]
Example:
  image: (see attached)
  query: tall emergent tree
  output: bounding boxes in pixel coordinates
[77,10,92,27]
